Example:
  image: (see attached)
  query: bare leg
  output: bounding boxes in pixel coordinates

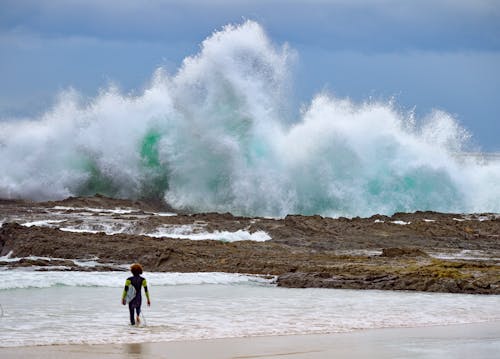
[136,306,141,326]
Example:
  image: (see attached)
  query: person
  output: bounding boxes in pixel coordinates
[121,263,151,326]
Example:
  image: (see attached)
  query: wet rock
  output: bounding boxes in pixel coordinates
[380,248,429,258]
[46,194,170,211]
[1,195,499,294]
[277,272,402,290]
[276,271,500,294]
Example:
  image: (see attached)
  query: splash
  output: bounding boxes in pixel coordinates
[1,21,499,217]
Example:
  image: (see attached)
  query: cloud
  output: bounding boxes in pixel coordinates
[1,0,499,52]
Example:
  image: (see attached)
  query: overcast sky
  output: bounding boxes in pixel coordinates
[1,0,499,150]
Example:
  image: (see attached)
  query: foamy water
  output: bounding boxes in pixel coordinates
[0,21,499,217]
[147,225,271,242]
[0,271,499,347]
[0,271,269,290]
[7,205,271,242]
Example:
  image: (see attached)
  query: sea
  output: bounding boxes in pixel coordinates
[0,270,499,347]
[1,20,500,352]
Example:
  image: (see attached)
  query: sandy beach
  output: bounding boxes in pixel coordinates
[1,321,499,359]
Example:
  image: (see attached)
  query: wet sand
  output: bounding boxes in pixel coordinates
[1,321,499,359]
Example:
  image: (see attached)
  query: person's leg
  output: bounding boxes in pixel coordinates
[136,306,141,325]
[128,304,135,325]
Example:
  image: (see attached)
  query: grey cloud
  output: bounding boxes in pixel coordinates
[1,0,499,52]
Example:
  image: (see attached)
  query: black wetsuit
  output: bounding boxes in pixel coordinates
[122,275,149,325]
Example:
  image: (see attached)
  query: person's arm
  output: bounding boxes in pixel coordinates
[142,278,151,306]
[121,279,131,305]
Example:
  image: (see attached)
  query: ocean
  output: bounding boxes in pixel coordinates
[1,21,499,218]
[0,271,499,347]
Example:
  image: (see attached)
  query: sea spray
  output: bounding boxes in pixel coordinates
[1,21,499,217]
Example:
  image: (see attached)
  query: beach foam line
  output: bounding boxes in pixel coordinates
[0,271,273,290]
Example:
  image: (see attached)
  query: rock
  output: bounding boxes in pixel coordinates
[1,196,499,295]
[380,247,429,258]
[277,272,401,290]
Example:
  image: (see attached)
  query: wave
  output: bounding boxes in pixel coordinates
[1,21,499,217]
[0,270,271,290]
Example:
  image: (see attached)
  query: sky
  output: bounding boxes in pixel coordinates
[1,0,499,151]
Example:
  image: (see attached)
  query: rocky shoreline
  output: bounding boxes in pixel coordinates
[1,196,499,294]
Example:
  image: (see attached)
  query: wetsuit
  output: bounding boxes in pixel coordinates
[122,275,150,325]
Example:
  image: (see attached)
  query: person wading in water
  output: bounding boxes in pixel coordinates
[121,263,151,326]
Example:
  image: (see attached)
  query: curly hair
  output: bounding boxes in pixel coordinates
[130,263,143,276]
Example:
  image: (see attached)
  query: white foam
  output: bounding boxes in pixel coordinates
[6,210,137,235]
[59,227,101,234]
[152,212,177,217]
[423,219,436,222]
[373,219,411,226]
[21,219,66,227]
[1,21,499,218]
[53,206,135,214]
[5,213,270,242]
[0,251,15,262]
[391,220,411,225]
[59,222,132,235]
[430,250,500,261]
[0,254,56,263]
[0,270,272,290]
[147,225,271,242]
[0,278,498,347]
[0,255,126,269]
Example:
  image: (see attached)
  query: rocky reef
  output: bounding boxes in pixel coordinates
[1,196,499,294]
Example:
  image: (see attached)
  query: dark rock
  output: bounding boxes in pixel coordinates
[380,248,429,258]
[1,195,499,295]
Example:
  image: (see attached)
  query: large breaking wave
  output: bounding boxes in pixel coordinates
[1,21,499,217]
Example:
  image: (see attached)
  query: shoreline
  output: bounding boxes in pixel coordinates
[1,321,499,358]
